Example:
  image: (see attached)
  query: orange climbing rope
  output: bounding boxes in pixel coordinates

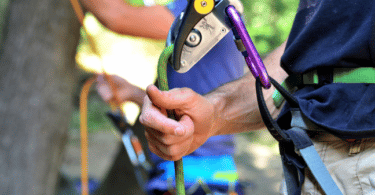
[69,0,85,25]
[79,76,96,195]
[70,1,123,194]
[70,1,91,194]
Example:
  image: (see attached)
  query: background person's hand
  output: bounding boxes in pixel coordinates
[96,74,145,107]
[139,85,217,161]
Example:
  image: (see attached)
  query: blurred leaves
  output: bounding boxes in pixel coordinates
[0,0,9,48]
[69,93,114,133]
[241,0,298,56]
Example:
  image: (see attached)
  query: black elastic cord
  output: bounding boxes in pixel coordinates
[269,76,299,107]
[256,76,299,141]
[256,77,287,141]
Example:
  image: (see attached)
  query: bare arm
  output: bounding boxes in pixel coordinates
[96,74,146,108]
[207,41,288,136]
[139,41,288,160]
[80,0,174,39]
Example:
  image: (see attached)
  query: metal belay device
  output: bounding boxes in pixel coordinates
[158,0,271,194]
[166,0,270,88]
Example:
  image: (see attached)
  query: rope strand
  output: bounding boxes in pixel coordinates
[69,1,123,194]
[157,45,186,195]
[79,76,97,195]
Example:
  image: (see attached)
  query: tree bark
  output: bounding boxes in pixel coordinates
[0,0,80,194]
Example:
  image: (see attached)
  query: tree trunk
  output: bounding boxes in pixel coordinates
[0,0,80,194]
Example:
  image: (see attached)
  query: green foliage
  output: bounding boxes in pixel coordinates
[240,0,299,56]
[69,95,114,133]
[0,0,10,47]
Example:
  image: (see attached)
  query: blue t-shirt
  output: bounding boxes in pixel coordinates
[280,0,375,138]
[150,0,245,164]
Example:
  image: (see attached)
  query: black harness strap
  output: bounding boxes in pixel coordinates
[255,76,343,195]
[255,77,298,142]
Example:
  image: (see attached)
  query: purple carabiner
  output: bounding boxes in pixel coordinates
[226,5,271,89]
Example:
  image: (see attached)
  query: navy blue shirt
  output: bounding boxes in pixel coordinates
[280,0,375,137]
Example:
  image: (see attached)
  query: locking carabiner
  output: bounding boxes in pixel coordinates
[226,5,271,89]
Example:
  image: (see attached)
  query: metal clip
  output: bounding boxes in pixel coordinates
[226,6,270,88]
[106,112,152,170]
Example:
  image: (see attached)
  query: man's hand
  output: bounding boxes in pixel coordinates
[139,41,289,161]
[96,74,145,107]
[139,85,217,161]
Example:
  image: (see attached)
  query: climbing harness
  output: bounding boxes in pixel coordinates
[256,77,343,195]
[264,66,375,194]
[160,0,375,194]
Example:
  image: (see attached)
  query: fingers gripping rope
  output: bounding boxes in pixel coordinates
[157,45,186,195]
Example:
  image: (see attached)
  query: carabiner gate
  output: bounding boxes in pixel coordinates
[226,5,271,89]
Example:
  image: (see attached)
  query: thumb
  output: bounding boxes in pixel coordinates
[146,85,194,110]
[178,114,194,136]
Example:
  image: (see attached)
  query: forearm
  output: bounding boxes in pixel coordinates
[206,41,288,136]
[103,5,174,39]
[81,0,174,39]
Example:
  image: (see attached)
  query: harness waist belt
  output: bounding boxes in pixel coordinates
[273,67,375,108]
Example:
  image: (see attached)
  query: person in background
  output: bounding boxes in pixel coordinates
[81,0,247,194]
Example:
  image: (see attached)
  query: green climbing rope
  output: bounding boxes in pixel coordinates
[157,44,186,195]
